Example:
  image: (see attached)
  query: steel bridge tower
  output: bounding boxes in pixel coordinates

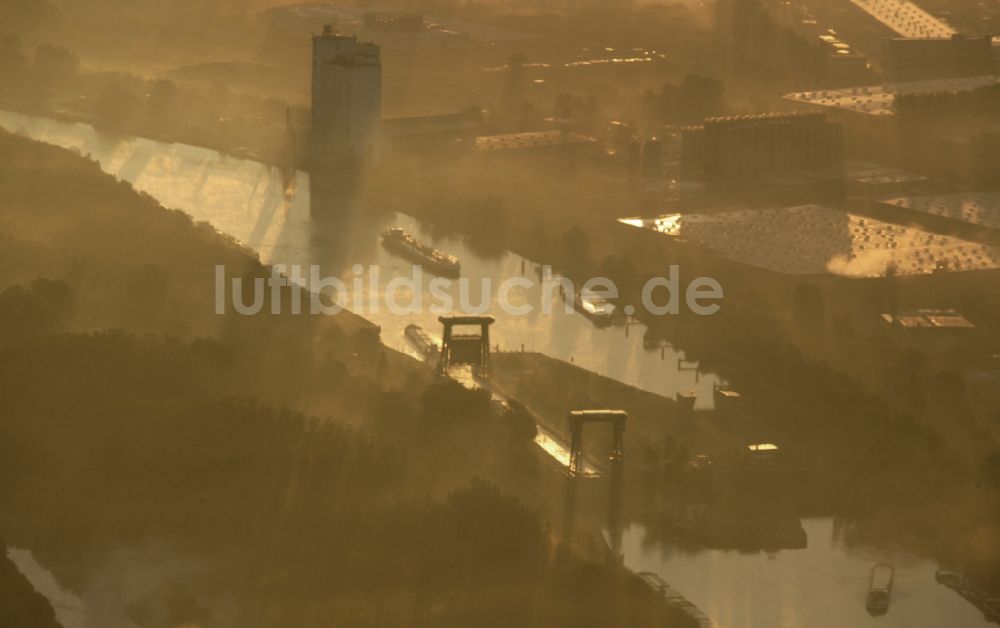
[438,315,495,377]
[563,409,627,556]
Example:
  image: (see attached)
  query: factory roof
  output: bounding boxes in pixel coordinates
[844,161,927,185]
[880,309,975,329]
[700,111,826,126]
[880,192,1000,231]
[849,0,955,38]
[783,75,1000,116]
[619,204,1000,276]
[475,131,596,152]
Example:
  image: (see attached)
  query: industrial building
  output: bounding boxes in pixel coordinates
[618,205,1000,276]
[381,109,485,153]
[842,161,939,197]
[880,309,976,350]
[883,34,994,82]
[474,130,598,155]
[783,75,1000,116]
[817,34,873,88]
[311,25,382,161]
[880,309,974,331]
[849,0,956,38]
[878,192,1000,234]
[680,112,843,191]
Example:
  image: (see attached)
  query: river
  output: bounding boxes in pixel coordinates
[0,109,717,408]
[621,519,994,628]
[1,110,993,628]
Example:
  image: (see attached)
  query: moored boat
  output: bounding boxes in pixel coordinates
[382,227,460,276]
[866,563,895,615]
[404,323,440,358]
[569,289,615,325]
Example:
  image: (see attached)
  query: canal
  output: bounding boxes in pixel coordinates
[0,109,717,408]
[2,110,993,628]
[620,519,994,628]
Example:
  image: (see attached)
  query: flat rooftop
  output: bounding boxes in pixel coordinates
[784,75,1000,116]
[845,160,927,185]
[619,205,1000,276]
[881,309,974,329]
[475,131,596,152]
[280,4,532,44]
[880,192,1000,231]
[850,0,955,38]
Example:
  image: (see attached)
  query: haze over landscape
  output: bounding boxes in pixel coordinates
[1,0,1000,626]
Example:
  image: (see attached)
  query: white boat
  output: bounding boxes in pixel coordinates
[571,289,615,325]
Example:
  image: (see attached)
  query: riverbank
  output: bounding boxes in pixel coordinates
[492,352,809,551]
[357,147,1000,591]
[492,351,730,465]
[488,355,994,625]
[0,542,61,628]
[0,125,711,628]
[0,98,290,167]
[4,106,998,613]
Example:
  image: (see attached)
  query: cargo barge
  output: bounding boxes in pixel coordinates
[382,228,460,276]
